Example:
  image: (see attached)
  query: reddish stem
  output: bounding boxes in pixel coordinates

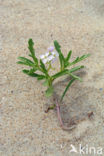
[55,98,76,130]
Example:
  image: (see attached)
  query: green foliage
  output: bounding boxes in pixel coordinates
[22,69,46,80]
[17,39,90,101]
[54,40,65,71]
[28,39,38,64]
[17,57,34,67]
[45,86,54,97]
[61,78,75,101]
[69,54,90,66]
[40,59,47,74]
[65,50,72,67]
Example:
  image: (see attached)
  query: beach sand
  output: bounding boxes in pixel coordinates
[0,0,104,155]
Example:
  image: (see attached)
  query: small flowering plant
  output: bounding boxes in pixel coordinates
[17,39,90,130]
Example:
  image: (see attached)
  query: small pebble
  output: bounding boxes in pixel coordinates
[99,88,103,91]
[11,90,13,93]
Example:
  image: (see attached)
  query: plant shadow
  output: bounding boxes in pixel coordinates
[52,70,95,128]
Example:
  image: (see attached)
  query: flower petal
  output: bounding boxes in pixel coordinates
[40,54,45,59]
[52,51,59,57]
[48,46,54,52]
[42,58,48,64]
[51,57,57,63]
[48,55,55,61]
[45,52,49,57]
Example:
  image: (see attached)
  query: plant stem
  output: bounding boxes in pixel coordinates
[47,62,52,72]
[55,98,76,130]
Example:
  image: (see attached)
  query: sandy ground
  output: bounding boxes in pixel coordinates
[0,0,104,155]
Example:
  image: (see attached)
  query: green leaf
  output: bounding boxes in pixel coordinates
[52,65,84,80]
[52,69,68,80]
[61,78,76,101]
[43,80,49,86]
[28,54,32,57]
[18,57,34,65]
[37,75,46,80]
[45,87,54,97]
[68,72,82,81]
[69,54,90,66]
[28,39,38,64]
[28,39,35,55]
[54,40,65,70]
[17,61,31,66]
[22,69,46,79]
[40,59,47,74]
[28,68,37,73]
[65,50,72,62]
[22,69,39,77]
[68,65,84,73]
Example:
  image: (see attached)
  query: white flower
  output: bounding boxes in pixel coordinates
[40,54,45,59]
[42,58,48,64]
[40,47,59,64]
[48,46,54,52]
[48,55,55,62]
[51,51,59,57]
[45,52,49,57]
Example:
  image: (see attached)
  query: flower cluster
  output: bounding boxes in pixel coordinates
[40,46,59,64]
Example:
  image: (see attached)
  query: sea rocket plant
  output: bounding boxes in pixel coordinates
[17,39,90,130]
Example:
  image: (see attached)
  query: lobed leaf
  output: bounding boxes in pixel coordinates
[65,50,72,62]
[68,72,82,81]
[54,40,65,70]
[22,69,46,80]
[61,78,75,101]
[28,39,38,64]
[17,61,31,66]
[17,57,34,66]
[69,54,90,66]
[52,69,68,80]
[52,65,84,80]
[68,65,84,73]
[40,59,47,74]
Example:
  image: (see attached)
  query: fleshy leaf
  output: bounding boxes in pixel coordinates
[28,39,38,64]
[61,78,75,101]
[68,72,82,81]
[17,61,31,66]
[69,54,90,66]
[45,87,54,97]
[40,59,47,74]
[22,69,46,80]
[54,40,65,70]
[65,50,72,62]
[52,69,68,80]
[68,65,84,73]
[17,57,34,67]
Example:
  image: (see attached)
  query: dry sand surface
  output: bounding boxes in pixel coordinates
[0,0,104,155]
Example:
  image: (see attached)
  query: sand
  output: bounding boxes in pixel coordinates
[0,0,104,155]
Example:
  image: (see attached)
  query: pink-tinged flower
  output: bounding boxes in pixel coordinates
[44,52,49,57]
[47,55,55,62]
[42,58,48,64]
[48,46,54,52]
[40,47,59,64]
[51,51,59,57]
[40,54,45,59]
